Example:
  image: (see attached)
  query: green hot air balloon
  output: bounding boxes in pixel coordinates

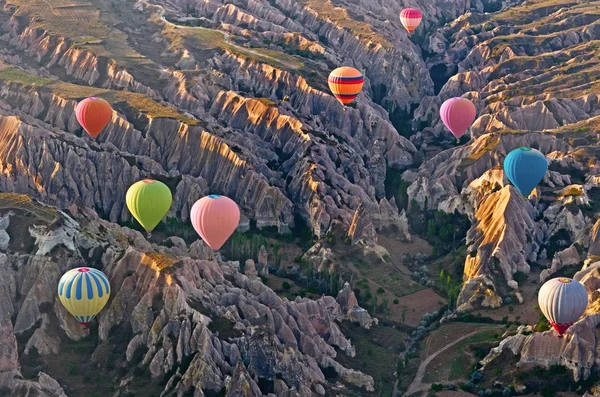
[126,179,172,237]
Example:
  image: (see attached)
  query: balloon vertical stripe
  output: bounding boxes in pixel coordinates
[89,273,104,298]
[76,273,84,300]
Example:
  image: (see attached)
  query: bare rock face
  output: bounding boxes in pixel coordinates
[336,282,375,329]
[588,219,600,259]
[540,244,581,283]
[407,132,572,211]
[225,362,262,397]
[458,186,541,308]
[481,314,600,382]
[0,199,374,396]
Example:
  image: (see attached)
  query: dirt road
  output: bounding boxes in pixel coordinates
[404,329,485,396]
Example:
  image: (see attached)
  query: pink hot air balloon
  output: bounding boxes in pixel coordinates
[400,8,423,34]
[439,97,477,139]
[190,195,240,250]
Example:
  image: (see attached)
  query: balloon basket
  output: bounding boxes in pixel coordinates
[146,232,152,239]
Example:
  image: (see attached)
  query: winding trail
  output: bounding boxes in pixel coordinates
[404,329,485,396]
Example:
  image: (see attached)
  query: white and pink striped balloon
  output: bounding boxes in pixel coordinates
[400,8,422,33]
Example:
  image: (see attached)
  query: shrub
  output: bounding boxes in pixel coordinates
[68,364,79,376]
[431,384,444,392]
[393,299,399,304]
[513,271,527,283]
[377,287,385,294]
[461,381,474,391]
[282,281,291,291]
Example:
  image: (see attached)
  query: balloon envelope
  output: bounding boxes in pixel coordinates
[76,97,113,138]
[328,67,364,105]
[126,179,173,233]
[190,195,240,250]
[400,8,422,33]
[538,277,587,336]
[58,267,111,327]
[503,147,548,196]
[439,97,477,139]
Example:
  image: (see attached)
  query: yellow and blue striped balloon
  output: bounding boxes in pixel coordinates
[57,267,111,328]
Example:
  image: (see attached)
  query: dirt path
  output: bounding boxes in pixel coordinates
[404,329,485,396]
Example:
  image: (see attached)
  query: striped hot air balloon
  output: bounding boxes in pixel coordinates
[538,277,588,337]
[58,267,111,329]
[328,67,364,105]
[400,8,422,34]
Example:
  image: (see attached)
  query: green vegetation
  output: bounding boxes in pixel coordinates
[513,271,528,284]
[0,67,52,85]
[337,322,408,397]
[168,24,304,71]
[510,365,600,397]
[224,232,269,262]
[440,271,462,310]
[408,199,470,257]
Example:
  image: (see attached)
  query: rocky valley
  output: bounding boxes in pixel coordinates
[0,0,600,396]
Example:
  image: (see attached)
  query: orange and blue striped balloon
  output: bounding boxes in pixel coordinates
[328,67,364,105]
[57,267,111,329]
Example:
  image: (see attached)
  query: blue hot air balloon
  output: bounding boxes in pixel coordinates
[503,147,548,196]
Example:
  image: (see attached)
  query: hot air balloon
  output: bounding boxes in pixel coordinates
[400,8,422,34]
[190,195,240,250]
[503,147,548,196]
[328,67,364,105]
[538,277,588,337]
[75,97,113,138]
[58,267,111,329]
[440,97,477,139]
[126,179,172,236]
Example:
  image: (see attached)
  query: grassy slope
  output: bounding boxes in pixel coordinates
[0,65,198,124]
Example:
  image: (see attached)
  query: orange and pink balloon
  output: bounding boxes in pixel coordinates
[439,97,477,139]
[75,97,113,138]
[400,8,422,34]
[190,195,240,250]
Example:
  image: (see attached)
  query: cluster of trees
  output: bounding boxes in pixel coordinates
[439,270,462,310]
[408,199,471,257]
